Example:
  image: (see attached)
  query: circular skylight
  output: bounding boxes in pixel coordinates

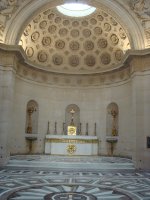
[57,3,96,17]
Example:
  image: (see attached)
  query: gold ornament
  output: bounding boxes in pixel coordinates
[67,144,76,154]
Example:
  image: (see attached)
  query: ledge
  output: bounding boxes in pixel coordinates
[25,134,38,140]
[106,136,118,143]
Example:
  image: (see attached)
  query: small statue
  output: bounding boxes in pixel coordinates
[26,106,36,134]
[67,108,76,135]
[111,109,118,136]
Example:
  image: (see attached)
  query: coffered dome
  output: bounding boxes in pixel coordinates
[19,4,131,74]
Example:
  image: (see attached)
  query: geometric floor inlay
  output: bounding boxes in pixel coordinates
[0,155,150,200]
[8,185,132,200]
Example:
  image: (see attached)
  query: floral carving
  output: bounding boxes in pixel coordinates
[85,55,96,67]
[24,25,31,36]
[39,20,47,29]
[48,25,56,34]
[59,28,68,37]
[26,47,34,57]
[38,51,47,62]
[71,29,79,38]
[31,31,40,42]
[69,55,79,67]
[104,23,111,32]
[82,29,91,37]
[90,18,97,25]
[98,38,107,48]
[48,13,55,20]
[42,37,51,46]
[52,54,63,65]
[69,41,80,51]
[115,49,123,61]
[110,34,119,45]
[84,40,94,51]
[94,27,102,35]
[63,20,70,26]
[100,53,111,65]
[55,17,61,23]
[55,40,65,49]
[72,21,79,27]
[33,15,41,23]
[81,20,88,26]
[119,28,126,39]
[97,15,104,21]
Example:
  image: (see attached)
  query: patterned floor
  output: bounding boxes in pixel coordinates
[0,155,150,200]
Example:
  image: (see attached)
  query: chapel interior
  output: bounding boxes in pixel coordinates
[0,0,150,199]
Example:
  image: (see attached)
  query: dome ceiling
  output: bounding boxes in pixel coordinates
[19,5,131,74]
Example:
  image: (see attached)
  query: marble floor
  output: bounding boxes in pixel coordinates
[0,155,150,200]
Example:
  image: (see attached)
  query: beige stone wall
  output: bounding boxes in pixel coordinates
[10,76,133,157]
[131,73,150,170]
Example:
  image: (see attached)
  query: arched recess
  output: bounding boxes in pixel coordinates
[25,100,39,134]
[65,104,80,135]
[4,0,145,49]
[106,103,119,137]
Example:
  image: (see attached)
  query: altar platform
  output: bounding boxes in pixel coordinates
[45,135,99,155]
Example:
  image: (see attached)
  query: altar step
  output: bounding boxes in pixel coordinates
[7,155,135,171]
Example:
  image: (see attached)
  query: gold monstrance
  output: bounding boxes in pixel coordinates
[67,109,77,135]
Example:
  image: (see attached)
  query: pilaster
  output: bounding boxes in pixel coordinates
[0,51,16,166]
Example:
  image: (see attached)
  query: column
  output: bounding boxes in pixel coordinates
[0,66,15,166]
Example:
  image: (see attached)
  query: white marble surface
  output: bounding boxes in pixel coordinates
[45,135,99,155]
[46,135,98,140]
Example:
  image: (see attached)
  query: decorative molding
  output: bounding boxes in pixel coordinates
[45,138,99,144]
[0,39,150,88]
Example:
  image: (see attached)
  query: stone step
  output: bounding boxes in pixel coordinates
[7,155,135,170]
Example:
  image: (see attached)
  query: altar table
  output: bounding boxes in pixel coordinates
[45,135,99,155]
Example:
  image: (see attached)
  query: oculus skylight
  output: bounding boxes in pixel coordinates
[57,3,96,17]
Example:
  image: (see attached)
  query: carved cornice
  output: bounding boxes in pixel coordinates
[0,44,150,88]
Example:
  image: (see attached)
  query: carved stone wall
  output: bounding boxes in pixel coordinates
[129,0,150,47]
[0,0,27,42]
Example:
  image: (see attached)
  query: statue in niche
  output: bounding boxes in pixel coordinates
[26,106,36,133]
[67,109,77,136]
[111,109,118,136]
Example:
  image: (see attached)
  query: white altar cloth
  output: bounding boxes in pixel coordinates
[45,135,99,155]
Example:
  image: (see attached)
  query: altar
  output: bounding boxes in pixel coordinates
[45,135,99,155]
